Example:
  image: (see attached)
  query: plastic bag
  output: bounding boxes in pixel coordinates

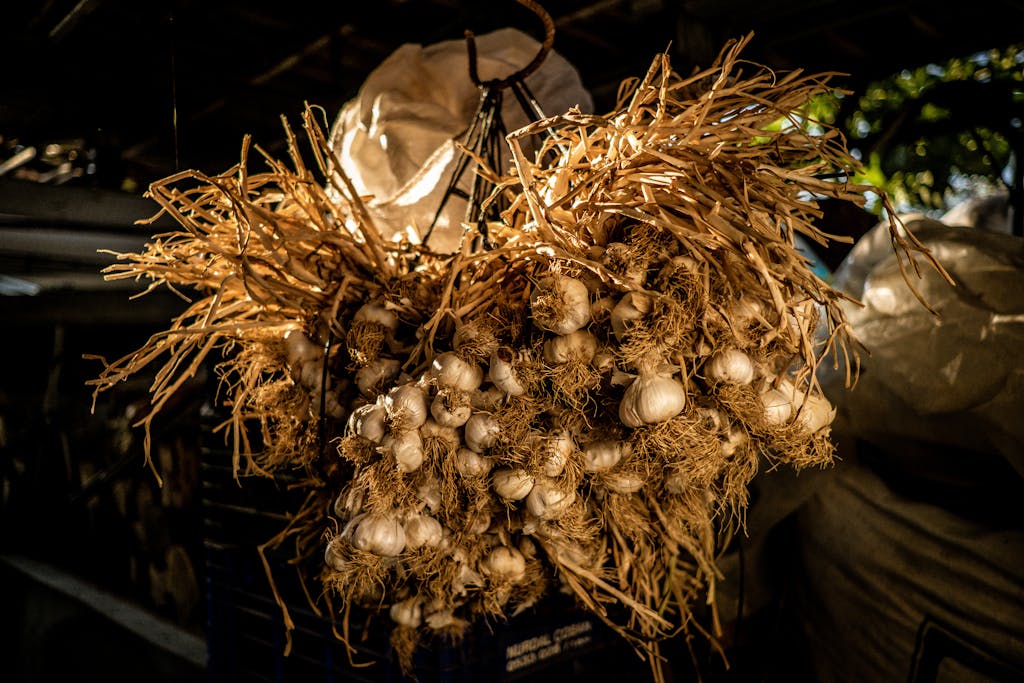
[328,27,593,253]
[823,215,1024,474]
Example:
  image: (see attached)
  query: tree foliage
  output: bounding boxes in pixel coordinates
[818,44,1023,220]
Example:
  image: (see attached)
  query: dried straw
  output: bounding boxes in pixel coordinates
[88,35,948,682]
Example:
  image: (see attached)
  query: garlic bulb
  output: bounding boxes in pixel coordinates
[389,597,422,628]
[467,510,491,535]
[619,372,687,427]
[385,383,428,430]
[417,479,442,513]
[348,402,387,443]
[601,471,646,494]
[530,275,591,335]
[488,347,526,396]
[696,406,724,433]
[592,346,617,374]
[543,329,598,364]
[355,357,401,396]
[483,546,527,582]
[602,242,645,287]
[283,329,322,365]
[455,447,493,478]
[590,296,617,324]
[492,468,535,500]
[333,487,363,520]
[453,320,499,360]
[352,515,405,556]
[464,413,500,453]
[721,426,748,458]
[404,514,443,549]
[542,430,574,477]
[354,302,399,334]
[610,291,652,340]
[582,439,626,472]
[760,388,794,426]
[430,389,472,428]
[794,393,836,434]
[705,349,755,385]
[730,297,766,327]
[526,478,575,520]
[324,536,347,572]
[386,429,424,473]
[471,385,505,411]
[426,606,459,629]
[431,352,483,392]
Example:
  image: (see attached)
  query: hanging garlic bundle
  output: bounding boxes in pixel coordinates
[88,32,948,683]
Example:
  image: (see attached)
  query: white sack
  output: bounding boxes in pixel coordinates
[329,28,593,254]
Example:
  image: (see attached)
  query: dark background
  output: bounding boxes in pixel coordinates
[0,2,1020,681]
[2,0,1022,191]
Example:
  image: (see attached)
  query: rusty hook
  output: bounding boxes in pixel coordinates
[465,0,555,89]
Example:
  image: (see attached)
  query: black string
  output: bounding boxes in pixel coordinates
[317,332,333,457]
[422,0,559,251]
[168,7,180,172]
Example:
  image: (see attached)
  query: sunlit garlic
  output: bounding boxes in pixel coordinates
[530,274,591,335]
[352,515,405,557]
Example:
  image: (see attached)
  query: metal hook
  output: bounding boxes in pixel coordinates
[465,0,555,89]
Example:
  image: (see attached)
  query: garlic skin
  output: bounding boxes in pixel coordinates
[467,510,491,535]
[705,349,755,385]
[352,515,406,556]
[730,297,766,327]
[526,478,576,520]
[425,605,459,629]
[610,291,653,340]
[760,388,794,426]
[355,357,402,396]
[542,430,574,477]
[483,546,527,582]
[404,514,443,549]
[417,479,442,513]
[385,429,424,473]
[283,329,322,365]
[348,402,387,443]
[389,597,422,628]
[582,439,626,472]
[590,296,617,324]
[430,389,472,428]
[721,426,748,458]
[488,347,526,396]
[471,385,505,411]
[455,447,493,478]
[543,330,599,364]
[324,536,347,572]
[431,352,484,392]
[697,406,724,433]
[794,393,836,434]
[464,413,500,453]
[385,383,428,430]
[530,275,591,335]
[354,302,400,334]
[492,468,535,500]
[619,373,687,427]
[592,346,618,374]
